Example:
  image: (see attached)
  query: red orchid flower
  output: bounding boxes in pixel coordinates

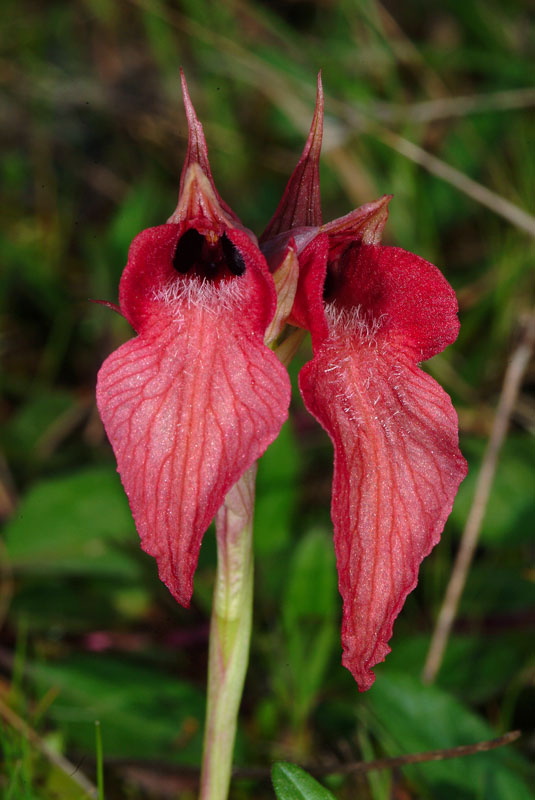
[260,76,468,691]
[96,73,290,607]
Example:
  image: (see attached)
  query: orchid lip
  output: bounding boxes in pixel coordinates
[172,227,247,281]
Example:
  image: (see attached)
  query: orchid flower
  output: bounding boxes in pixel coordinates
[97,73,466,703]
[96,73,291,609]
[260,76,468,691]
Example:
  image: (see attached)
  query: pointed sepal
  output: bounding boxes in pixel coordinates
[261,73,324,241]
[168,72,241,228]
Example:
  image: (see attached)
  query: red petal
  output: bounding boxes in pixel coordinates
[299,243,466,689]
[330,244,461,361]
[118,223,277,334]
[300,335,466,690]
[179,70,214,190]
[288,233,329,338]
[261,74,324,241]
[281,199,392,341]
[97,231,290,605]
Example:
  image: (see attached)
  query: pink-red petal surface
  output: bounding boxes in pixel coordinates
[332,244,461,360]
[97,225,290,606]
[300,331,466,690]
[288,233,329,338]
[299,243,466,690]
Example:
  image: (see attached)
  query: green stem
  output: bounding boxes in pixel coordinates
[199,466,256,800]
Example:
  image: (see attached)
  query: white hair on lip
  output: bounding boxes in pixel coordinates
[325,302,387,345]
[153,274,246,316]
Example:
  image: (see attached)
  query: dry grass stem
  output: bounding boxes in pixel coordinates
[371,88,535,123]
[303,730,522,778]
[129,0,535,238]
[107,730,522,781]
[374,130,535,238]
[423,310,535,684]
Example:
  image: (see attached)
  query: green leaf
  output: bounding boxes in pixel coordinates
[279,529,337,726]
[9,577,149,634]
[272,762,337,800]
[364,672,531,800]
[2,719,92,800]
[462,564,535,615]
[282,529,337,627]
[107,177,168,264]
[2,390,74,463]
[3,467,140,577]
[28,654,204,764]
[451,436,534,545]
[255,421,301,556]
[383,633,526,703]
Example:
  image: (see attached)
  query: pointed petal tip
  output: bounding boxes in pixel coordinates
[367,193,393,212]
[171,71,239,225]
[307,74,324,158]
[179,71,208,168]
[261,76,324,238]
[315,71,323,106]
[315,72,323,124]
[179,69,196,124]
[379,193,394,213]
[343,656,377,693]
[319,194,393,247]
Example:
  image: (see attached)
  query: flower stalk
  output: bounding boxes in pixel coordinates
[199,466,257,800]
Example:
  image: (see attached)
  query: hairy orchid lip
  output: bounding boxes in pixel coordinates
[172,228,246,281]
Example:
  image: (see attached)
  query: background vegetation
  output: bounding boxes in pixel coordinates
[1,1,534,798]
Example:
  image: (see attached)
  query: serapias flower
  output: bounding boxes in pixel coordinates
[261,76,467,691]
[96,73,290,607]
[97,73,466,693]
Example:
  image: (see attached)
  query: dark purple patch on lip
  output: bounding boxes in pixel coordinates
[172,228,246,280]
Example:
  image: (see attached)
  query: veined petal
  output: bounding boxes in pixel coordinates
[261,73,324,241]
[299,243,466,690]
[97,227,290,606]
[97,76,292,610]
[300,327,466,690]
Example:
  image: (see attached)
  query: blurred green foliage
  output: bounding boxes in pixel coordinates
[1,0,534,798]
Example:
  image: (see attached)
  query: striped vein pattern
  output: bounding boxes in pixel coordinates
[97,305,290,606]
[300,336,466,690]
